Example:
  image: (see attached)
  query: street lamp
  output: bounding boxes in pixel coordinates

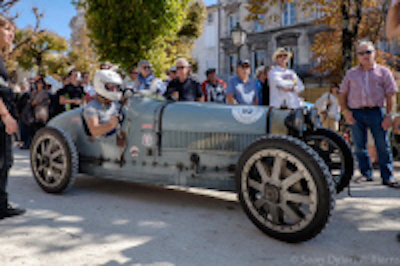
[231,22,247,62]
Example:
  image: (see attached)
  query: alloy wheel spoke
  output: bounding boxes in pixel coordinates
[44,169,52,183]
[271,157,283,182]
[51,162,65,171]
[50,149,63,160]
[248,179,263,192]
[254,198,268,209]
[51,171,62,181]
[37,164,45,172]
[255,160,270,183]
[281,171,303,189]
[269,204,281,224]
[285,192,312,205]
[40,142,46,156]
[280,203,301,223]
[46,139,54,156]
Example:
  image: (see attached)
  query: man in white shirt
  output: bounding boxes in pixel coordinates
[268,47,304,109]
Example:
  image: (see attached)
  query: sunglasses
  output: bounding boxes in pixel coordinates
[357,50,373,56]
[277,54,288,58]
[142,66,152,70]
[240,65,250,68]
[130,72,138,75]
[176,66,187,70]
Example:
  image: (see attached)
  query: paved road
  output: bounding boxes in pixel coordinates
[1,147,400,266]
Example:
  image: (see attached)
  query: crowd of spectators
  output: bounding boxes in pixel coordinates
[8,48,308,149]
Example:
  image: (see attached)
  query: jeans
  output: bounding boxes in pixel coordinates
[0,133,13,209]
[350,108,393,182]
[19,120,34,148]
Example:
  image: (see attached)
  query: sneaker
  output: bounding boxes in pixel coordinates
[0,205,26,219]
[382,180,400,188]
[354,176,373,183]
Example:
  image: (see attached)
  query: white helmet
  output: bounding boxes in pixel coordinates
[93,69,123,101]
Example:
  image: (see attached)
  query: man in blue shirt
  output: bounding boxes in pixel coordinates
[226,60,258,105]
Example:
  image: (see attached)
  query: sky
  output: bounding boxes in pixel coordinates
[13,0,218,40]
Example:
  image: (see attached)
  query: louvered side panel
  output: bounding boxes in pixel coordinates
[162,131,263,153]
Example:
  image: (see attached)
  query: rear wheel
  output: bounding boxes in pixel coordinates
[236,135,335,243]
[304,128,354,193]
[30,126,78,193]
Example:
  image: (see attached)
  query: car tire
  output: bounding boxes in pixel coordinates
[30,126,78,193]
[304,128,354,193]
[391,132,400,161]
[236,135,335,243]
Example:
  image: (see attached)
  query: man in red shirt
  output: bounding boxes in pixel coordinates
[339,41,398,188]
[200,68,226,103]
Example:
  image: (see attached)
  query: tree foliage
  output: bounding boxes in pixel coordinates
[82,0,205,75]
[247,0,394,79]
[12,29,68,75]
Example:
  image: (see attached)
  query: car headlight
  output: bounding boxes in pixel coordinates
[305,107,321,131]
[285,108,305,137]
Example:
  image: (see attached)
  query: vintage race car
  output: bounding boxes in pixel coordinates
[30,91,353,243]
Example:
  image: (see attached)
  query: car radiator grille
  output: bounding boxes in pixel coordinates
[162,131,264,153]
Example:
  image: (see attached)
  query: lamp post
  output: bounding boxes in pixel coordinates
[231,22,247,62]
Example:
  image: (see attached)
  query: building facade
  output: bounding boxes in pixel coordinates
[216,0,327,86]
[191,4,221,82]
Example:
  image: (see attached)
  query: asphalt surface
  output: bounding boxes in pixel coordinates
[1,147,400,266]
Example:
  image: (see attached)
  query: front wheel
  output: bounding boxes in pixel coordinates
[236,135,335,243]
[304,128,354,193]
[30,126,78,193]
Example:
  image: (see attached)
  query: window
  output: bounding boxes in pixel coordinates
[205,25,215,47]
[253,14,265,32]
[228,14,239,36]
[313,4,323,20]
[229,54,237,76]
[282,2,295,26]
[208,13,213,23]
[252,50,265,73]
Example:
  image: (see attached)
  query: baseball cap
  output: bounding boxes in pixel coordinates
[237,59,250,66]
[206,68,216,76]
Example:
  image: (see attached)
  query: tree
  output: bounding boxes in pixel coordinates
[68,24,99,77]
[13,29,68,75]
[2,2,44,75]
[82,0,192,75]
[1,0,20,14]
[166,1,206,70]
[247,0,394,79]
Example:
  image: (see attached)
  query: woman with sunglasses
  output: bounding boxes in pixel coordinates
[268,47,304,109]
[133,60,165,95]
[0,15,25,219]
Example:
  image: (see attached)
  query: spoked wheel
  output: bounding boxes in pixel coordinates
[304,128,354,193]
[236,135,335,243]
[30,126,78,193]
[391,132,400,161]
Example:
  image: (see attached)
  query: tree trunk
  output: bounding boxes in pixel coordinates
[341,0,363,77]
[37,52,43,76]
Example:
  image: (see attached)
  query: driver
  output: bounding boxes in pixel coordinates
[83,69,122,137]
